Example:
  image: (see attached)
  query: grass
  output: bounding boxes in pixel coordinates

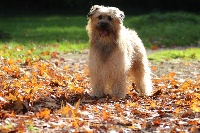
[0,15,89,53]
[148,48,200,61]
[0,12,200,60]
[27,125,39,132]
[125,12,200,47]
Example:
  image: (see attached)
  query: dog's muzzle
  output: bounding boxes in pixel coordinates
[100,22,109,29]
[98,22,109,37]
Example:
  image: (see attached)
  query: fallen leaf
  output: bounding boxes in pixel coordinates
[36,108,51,118]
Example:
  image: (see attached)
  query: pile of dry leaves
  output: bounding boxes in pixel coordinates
[0,51,199,132]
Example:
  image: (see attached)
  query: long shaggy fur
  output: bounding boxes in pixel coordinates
[86,5,153,98]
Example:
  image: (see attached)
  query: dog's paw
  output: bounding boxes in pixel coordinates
[90,91,106,98]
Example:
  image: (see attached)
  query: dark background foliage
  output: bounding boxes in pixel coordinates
[0,0,200,15]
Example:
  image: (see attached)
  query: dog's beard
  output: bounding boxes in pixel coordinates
[90,28,118,62]
[93,31,115,46]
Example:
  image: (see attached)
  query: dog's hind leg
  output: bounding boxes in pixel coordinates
[131,59,153,96]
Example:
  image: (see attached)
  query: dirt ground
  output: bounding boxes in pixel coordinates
[60,49,200,81]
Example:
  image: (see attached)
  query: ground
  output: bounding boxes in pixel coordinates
[0,49,199,132]
[62,49,200,80]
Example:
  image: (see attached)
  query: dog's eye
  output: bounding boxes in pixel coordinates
[98,15,102,20]
[108,16,113,21]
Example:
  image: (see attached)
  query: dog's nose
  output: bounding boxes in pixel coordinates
[100,22,108,28]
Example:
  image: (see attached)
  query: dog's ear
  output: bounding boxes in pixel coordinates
[111,7,125,22]
[87,5,100,18]
[119,11,125,22]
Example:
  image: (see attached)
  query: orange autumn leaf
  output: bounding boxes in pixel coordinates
[92,106,99,113]
[150,101,157,108]
[151,66,157,71]
[75,99,80,111]
[153,118,162,126]
[72,120,79,128]
[187,120,198,125]
[173,107,180,114]
[102,110,108,120]
[190,100,200,113]
[42,50,50,56]
[127,123,136,129]
[27,50,32,55]
[191,105,200,112]
[51,51,59,58]
[168,72,176,78]
[64,65,69,70]
[36,108,51,118]
[5,94,17,101]
[185,60,190,66]
[15,46,23,52]
[180,79,192,90]
[151,45,158,50]
[3,45,8,49]
[129,102,137,107]
[61,103,73,117]
[7,58,14,65]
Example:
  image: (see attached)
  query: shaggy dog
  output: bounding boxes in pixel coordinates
[86,5,153,97]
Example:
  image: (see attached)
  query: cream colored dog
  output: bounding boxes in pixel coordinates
[86,5,152,98]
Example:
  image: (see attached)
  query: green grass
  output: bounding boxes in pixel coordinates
[148,48,200,61]
[0,15,89,54]
[0,12,200,59]
[125,12,200,47]
[27,124,39,132]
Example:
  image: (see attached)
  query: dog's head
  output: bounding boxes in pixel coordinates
[86,5,125,38]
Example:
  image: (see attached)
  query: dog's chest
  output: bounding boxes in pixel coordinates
[95,44,116,62]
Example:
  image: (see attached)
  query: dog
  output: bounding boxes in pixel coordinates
[86,5,153,98]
